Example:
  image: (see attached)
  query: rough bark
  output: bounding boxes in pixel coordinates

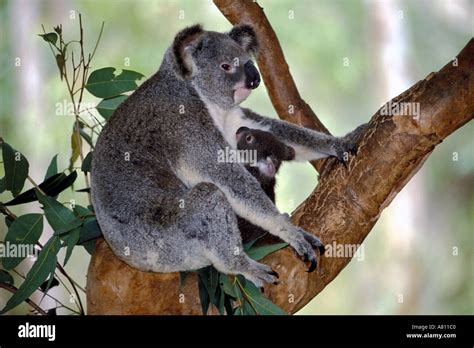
[86,1,473,314]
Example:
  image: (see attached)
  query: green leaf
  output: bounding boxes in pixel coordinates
[81,152,93,173]
[0,177,6,193]
[38,32,58,45]
[69,133,81,170]
[40,275,59,293]
[243,281,287,315]
[196,266,219,305]
[81,239,96,255]
[78,219,102,244]
[96,95,128,120]
[36,190,81,232]
[1,235,61,314]
[179,272,188,289]
[2,142,29,197]
[246,242,288,261]
[44,154,58,180]
[4,171,77,206]
[53,219,82,235]
[2,214,43,270]
[0,270,14,285]
[197,275,210,315]
[220,274,238,298]
[85,67,144,99]
[73,205,93,218]
[80,129,94,148]
[62,226,81,266]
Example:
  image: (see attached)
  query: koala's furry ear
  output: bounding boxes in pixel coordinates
[228,25,259,55]
[172,24,204,79]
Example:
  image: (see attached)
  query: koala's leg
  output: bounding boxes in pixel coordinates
[185,183,278,288]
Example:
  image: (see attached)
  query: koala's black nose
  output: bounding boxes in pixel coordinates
[244,60,260,89]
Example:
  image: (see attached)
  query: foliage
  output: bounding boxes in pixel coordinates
[185,238,288,315]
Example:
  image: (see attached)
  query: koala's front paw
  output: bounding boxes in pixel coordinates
[284,224,325,273]
[334,139,358,167]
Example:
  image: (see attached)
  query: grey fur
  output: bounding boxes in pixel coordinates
[91,25,357,287]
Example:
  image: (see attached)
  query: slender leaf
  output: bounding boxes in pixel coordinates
[2,142,29,197]
[1,214,43,270]
[44,154,58,180]
[0,177,6,193]
[1,236,61,314]
[81,152,93,173]
[197,275,210,315]
[38,32,58,45]
[243,281,287,315]
[62,226,81,266]
[4,171,77,206]
[69,132,80,170]
[0,270,14,285]
[36,190,81,232]
[246,242,288,261]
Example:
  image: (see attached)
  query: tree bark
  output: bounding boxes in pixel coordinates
[86,1,473,314]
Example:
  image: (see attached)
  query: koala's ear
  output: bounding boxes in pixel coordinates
[172,24,204,79]
[228,25,258,55]
[236,126,250,142]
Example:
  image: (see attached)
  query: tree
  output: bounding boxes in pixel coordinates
[86,0,474,314]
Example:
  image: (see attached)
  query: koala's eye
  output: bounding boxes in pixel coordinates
[221,63,231,72]
[246,135,254,143]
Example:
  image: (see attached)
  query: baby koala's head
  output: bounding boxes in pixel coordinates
[236,127,295,180]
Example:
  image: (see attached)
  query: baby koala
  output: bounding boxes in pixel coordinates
[235,126,295,244]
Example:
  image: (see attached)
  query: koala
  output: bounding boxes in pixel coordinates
[91,24,357,288]
[235,126,295,245]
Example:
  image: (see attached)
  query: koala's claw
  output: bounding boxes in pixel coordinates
[268,270,279,278]
[306,258,317,273]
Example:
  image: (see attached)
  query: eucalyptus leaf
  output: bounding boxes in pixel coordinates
[62,226,81,266]
[1,236,61,314]
[44,154,58,180]
[96,95,128,120]
[85,67,144,99]
[4,171,77,206]
[81,152,93,173]
[243,281,287,315]
[1,214,43,270]
[0,270,14,285]
[246,242,288,261]
[2,142,29,197]
[39,32,58,45]
[36,190,81,232]
[0,177,6,193]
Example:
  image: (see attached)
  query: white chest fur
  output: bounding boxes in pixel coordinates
[203,102,262,149]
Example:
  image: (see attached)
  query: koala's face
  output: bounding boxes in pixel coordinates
[172,25,260,109]
[236,127,295,178]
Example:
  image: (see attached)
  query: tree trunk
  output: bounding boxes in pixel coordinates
[86,0,473,314]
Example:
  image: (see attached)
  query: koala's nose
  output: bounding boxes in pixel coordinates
[244,60,260,89]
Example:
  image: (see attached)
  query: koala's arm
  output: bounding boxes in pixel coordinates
[241,107,357,162]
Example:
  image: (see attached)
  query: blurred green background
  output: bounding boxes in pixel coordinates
[0,0,472,314]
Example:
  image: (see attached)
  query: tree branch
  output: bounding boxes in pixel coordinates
[86,3,473,314]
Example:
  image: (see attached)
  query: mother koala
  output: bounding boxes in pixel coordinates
[91,24,357,287]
